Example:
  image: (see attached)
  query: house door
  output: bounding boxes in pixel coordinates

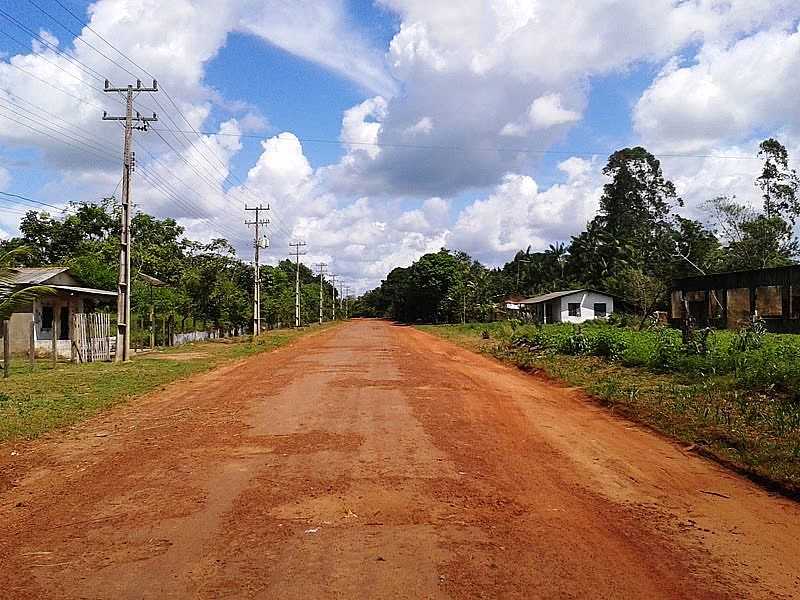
[544,302,553,323]
[60,306,70,340]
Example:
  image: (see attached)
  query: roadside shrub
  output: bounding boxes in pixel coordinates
[588,328,629,360]
[731,316,767,353]
[563,326,591,355]
[649,328,685,373]
[491,320,800,395]
[510,325,546,350]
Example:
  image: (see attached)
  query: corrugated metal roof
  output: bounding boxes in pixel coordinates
[49,285,117,297]
[520,289,586,304]
[521,289,615,304]
[7,267,69,284]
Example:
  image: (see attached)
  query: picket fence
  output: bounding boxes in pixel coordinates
[72,313,113,363]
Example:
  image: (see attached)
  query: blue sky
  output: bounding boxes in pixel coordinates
[1,1,799,289]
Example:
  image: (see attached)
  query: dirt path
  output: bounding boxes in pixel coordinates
[1,320,798,599]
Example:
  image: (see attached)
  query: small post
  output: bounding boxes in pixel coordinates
[150,304,155,349]
[52,311,59,369]
[3,320,10,378]
[29,319,36,369]
[70,314,77,364]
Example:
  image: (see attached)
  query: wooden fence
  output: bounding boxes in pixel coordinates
[72,313,112,363]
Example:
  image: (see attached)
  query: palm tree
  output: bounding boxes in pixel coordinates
[546,242,567,280]
[0,247,54,322]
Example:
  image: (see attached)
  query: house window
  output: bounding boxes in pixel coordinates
[568,302,581,317]
[41,306,54,330]
[594,302,607,317]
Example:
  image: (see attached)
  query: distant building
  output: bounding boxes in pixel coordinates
[671,265,800,332]
[519,289,615,324]
[499,294,529,312]
[4,267,116,357]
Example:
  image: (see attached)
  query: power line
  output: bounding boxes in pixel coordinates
[0,92,263,241]
[0,7,106,84]
[148,128,766,161]
[0,93,244,240]
[26,2,299,240]
[1,4,298,243]
[27,0,142,81]
[0,108,120,167]
[0,190,72,212]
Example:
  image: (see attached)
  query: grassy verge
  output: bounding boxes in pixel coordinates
[0,324,336,442]
[418,323,800,497]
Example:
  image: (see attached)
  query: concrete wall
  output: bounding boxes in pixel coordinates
[3,294,85,354]
[173,330,218,345]
[8,311,33,353]
[557,291,615,324]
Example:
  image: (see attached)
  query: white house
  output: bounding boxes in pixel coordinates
[520,289,615,324]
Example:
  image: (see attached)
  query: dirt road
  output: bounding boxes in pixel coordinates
[1,320,799,599]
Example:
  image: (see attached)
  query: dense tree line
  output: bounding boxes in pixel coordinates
[359,139,800,323]
[0,200,339,336]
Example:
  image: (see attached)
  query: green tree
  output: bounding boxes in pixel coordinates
[757,138,800,222]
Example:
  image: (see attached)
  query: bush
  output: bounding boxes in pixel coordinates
[563,326,591,355]
[649,328,685,372]
[589,328,629,360]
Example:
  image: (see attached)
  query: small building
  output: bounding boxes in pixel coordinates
[5,267,116,357]
[498,294,529,311]
[671,265,800,331]
[520,289,615,324]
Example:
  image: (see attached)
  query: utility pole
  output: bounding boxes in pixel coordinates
[329,273,337,320]
[289,241,307,327]
[103,79,158,362]
[344,286,351,319]
[314,263,327,324]
[339,281,345,316]
[245,205,270,335]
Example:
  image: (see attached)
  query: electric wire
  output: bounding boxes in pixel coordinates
[0,190,75,212]
[32,1,298,238]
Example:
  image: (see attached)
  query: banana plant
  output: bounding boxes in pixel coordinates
[0,247,54,322]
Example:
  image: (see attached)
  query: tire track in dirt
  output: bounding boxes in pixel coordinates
[0,320,798,599]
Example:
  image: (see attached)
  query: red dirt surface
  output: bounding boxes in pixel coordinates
[1,319,798,599]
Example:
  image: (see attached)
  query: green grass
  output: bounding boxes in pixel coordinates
[418,322,800,496]
[0,324,336,442]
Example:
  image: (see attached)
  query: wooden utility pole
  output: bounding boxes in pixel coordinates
[289,242,307,327]
[344,286,351,319]
[315,263,327,324]
[329,274,337,320]
[245,205,269,335]
[103,79,158,362]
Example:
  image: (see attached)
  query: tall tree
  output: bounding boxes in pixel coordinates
[757,138,800,222]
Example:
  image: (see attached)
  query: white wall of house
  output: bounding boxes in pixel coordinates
[5,295,85,354]
[557,291,614,323]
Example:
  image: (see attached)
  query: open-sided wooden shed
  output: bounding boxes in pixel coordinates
[671,265,800,331]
